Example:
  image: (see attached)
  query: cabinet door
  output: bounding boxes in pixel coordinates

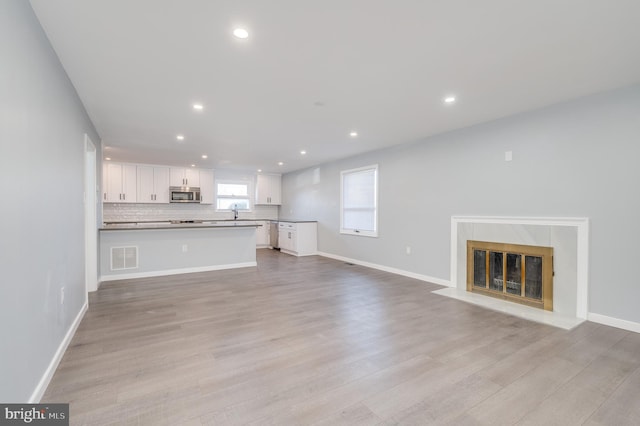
[137,165,155,203]
[153,167,170,203]
[105,163,136,202]
[185,168,200,187]
[269,174,282,204]
[170,168,185,186]
[256,174,270,204]
[256,174,282,205]
[256,221,269,246]
[278,229,290,251]
[199,169,214,204]
[121,164,137,203]
[105,163,123,202]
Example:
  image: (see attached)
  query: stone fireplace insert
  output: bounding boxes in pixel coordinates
[467,240,553,311]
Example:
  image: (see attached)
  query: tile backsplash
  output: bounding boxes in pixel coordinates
[103,203,279,222]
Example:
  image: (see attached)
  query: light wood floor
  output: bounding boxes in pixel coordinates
[44,249,640,425]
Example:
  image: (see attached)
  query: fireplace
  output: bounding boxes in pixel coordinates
[467,240,553,311]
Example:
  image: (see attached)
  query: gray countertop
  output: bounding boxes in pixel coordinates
[100,220,264,231]
[101,218,317,231]
[273,219,318,223]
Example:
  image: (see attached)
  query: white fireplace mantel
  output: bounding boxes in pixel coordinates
[442,216,589,327]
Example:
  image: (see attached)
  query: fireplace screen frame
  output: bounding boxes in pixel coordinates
[466,240,553,311]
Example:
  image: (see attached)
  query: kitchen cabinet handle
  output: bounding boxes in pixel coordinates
[123,193,126,200]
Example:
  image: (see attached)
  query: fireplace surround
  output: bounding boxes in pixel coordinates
[435,216,589,329]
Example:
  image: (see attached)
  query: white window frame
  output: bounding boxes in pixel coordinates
[340,164,378,237]
[215,179,253,212]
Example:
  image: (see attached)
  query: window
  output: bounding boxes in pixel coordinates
[216,181,252,210]
[340,164,378,237]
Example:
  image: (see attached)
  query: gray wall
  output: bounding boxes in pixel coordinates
[280,85,640,324]
[0,1,100,402]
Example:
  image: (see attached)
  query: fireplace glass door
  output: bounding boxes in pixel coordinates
[467,241,553,311]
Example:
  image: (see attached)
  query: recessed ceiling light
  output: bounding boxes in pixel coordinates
[193,104,204,111]
[233,28,249,39]
[105,157,111,161]
[444,96,456,104]
[278,162,284,166]
[257,169,262,173]
[201,154,208,159]
[176,135,185,141]
[191,164,196,167]
[350,131,358,137]
[300,150,306,155]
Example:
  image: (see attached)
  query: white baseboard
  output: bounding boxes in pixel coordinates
[99,261,257,282]
[280,249,318,257]
[317,251,450,286]
[588,312,640,334]
[30,301,88,403]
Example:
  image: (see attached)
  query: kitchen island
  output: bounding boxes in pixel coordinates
[99,221,260,283]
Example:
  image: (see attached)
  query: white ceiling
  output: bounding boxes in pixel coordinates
[30,0,640,174]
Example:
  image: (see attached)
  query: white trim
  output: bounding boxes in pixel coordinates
[588,312,640,334]
[280,248,318,257]
[318,251,450,286]
[84,134,98,294]
[30,301,88,403]
[450,216,589,320]
[99,261,257,282]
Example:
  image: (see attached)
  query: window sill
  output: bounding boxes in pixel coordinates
[340,229,378,238]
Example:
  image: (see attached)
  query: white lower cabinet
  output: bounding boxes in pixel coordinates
[278,221,317,256]
[256,221,270,248]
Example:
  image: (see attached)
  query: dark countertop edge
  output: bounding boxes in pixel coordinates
[100,224,262,231]
[103,219,275,225]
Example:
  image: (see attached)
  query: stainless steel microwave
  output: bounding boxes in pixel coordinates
[169,186,201,203]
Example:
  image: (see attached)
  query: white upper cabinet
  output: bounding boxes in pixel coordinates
[137,166,170,203]
[199,169,214,205]
[255,174,281,205]
[104,162,137,203]
[170,167,200,187]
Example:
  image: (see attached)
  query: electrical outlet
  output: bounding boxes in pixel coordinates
[60,286,65,305]
[182,244,188,252]
[505,150,513,161]
[406,246,411,255]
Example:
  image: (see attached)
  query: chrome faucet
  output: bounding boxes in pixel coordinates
[232,204,239,220]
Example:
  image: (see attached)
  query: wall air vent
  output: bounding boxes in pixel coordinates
[111,246,138,270]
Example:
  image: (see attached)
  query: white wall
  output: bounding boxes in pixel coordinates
[280,84,640,325]
[0,1,100,402]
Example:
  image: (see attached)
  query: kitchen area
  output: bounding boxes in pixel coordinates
[99,161,317,283]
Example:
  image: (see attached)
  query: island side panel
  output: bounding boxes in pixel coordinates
[99,227,257,281]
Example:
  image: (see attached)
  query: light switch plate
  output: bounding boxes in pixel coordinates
[505,151,513,161]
